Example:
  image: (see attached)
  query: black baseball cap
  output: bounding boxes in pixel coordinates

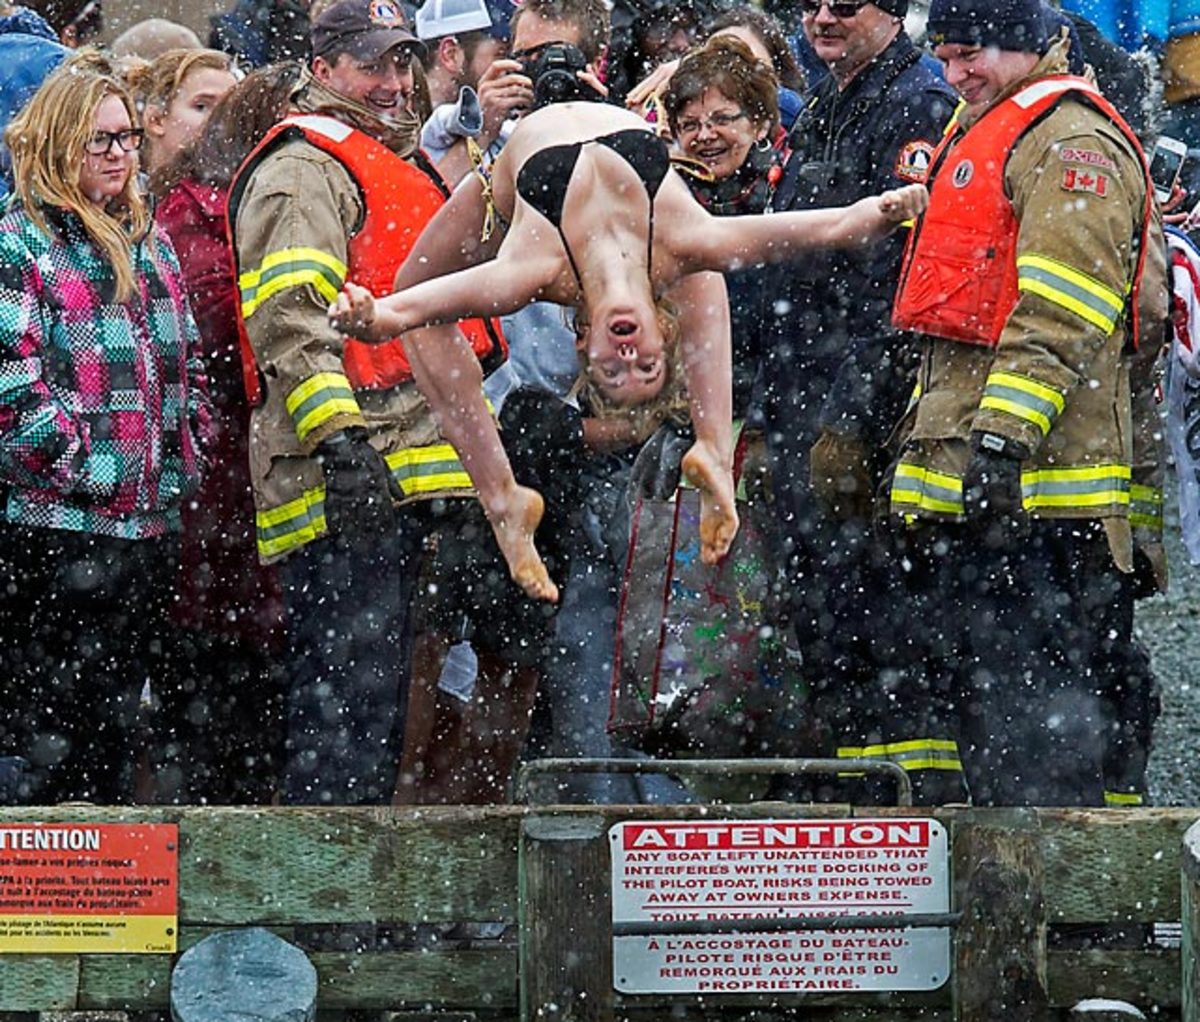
[311,0,428,61]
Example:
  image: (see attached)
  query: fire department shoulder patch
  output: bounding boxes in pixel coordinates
[895,140,934,182]
[1061,167,1108,197]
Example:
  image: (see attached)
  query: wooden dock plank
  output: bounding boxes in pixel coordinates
[0,805,1190,1015]
[0,806,523,925]
[70,946,517,1011]
[1039,808,1198,924]
[1046,948,1178,1009]
[0,955,78,1011]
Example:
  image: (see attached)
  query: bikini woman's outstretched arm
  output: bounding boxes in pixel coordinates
[328,163,545,338]
[680,183,929,275]
[329,248,558,339]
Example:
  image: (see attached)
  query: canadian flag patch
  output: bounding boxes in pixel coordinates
[1061,167,1108,197]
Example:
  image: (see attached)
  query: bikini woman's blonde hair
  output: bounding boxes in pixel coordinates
[5,51,149,303]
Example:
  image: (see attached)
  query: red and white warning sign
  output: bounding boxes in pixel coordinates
[610,818,950,994]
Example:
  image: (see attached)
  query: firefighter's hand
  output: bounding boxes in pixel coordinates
[317,427,402,539]
[962,433,1030,548]
[329,282,388,341]
[810,428,874,520]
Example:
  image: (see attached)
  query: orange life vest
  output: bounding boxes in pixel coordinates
[892,76,1151,350]
[228,114,506,404]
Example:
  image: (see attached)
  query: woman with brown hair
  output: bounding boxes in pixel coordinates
[0,51,212,803]
[151,62,303,803]
[662,36,780,420]
[124,47,239,184]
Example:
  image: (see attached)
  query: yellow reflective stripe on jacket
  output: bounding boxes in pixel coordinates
[1104,790,1144,807]
[979,370,1066,437]
[386,443,474,496]
[1129,483,1164,532]
[1016,254,1125,335]
[1020,463,1130,509]
[285,371,360,446]
[256,486,326,559]
[837,739,962,773]
[255,446,476,558]
[890,462,963,516]
[239,247,348,318]
[894,460,1132,515]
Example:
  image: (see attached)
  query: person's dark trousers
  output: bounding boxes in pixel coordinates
[909,519,1110,807]
[1093,567,1159,805]
[525,448,694,806]
[762,359,891,800]
[163,630,286,804]
[0,523,179,804]
[860,524,969,808]
[278,513,426,805]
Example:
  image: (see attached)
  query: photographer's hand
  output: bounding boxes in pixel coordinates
[477,58,533,143]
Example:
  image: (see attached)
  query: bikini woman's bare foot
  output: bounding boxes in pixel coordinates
[681,441,739,563]
[486,483,559,603]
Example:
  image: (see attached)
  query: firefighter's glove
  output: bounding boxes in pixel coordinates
[318,427,402,539]
[962,432,1030,548]
[810,428,874,520]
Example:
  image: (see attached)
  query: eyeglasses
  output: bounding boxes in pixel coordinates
[84,129,144,156]
[675,109,748,136]
[799,0,870,17]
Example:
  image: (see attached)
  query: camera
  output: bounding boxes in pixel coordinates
[522,43,593,109]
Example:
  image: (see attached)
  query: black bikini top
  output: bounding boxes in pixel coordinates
[515,128,671,289]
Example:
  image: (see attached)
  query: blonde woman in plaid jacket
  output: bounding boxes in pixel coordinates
[0,53,213,804]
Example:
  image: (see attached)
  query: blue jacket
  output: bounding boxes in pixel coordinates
[761,31,957,446]
[1060,0,1171,48]
[0,8,68,198]
[208,0,309,68]
[1174,0,1200,40]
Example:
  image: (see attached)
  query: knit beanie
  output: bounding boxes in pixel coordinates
[926,0,1049,54]
[872,0,909,18]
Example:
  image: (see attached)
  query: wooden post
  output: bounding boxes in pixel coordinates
[953,808,1050,1022]
[519,813,612,1022]
[1182,819,1200,1022]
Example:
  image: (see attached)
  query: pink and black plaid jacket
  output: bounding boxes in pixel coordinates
[0,203,213,540]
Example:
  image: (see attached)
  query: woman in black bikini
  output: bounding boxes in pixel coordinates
[329,100,925,570]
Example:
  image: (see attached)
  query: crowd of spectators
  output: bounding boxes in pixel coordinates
[0,0,1190,811]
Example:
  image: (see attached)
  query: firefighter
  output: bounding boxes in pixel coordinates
[229,0,549,805]
[885,0,1166,806]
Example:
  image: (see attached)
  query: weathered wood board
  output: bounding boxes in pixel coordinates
[0,804,1188,1015]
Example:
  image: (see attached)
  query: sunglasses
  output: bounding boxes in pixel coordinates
[799,0,870,16]
[84,129,144,156]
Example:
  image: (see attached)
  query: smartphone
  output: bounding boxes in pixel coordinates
[1150,135,1188,204]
